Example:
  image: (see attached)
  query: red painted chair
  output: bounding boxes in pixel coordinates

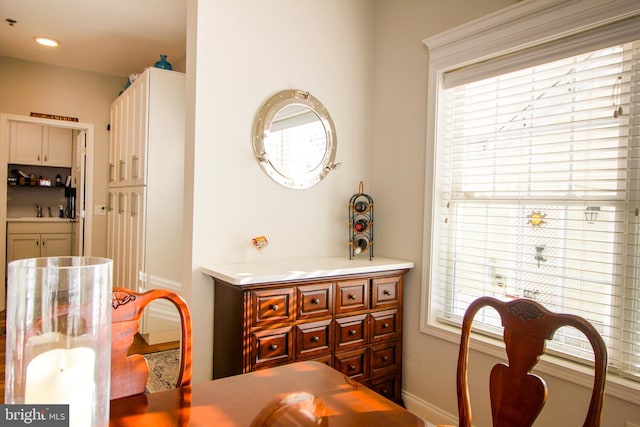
[110,287,192,400]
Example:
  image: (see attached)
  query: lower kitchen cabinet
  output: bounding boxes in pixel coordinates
[211,269,408,404]
[6,221,73,263]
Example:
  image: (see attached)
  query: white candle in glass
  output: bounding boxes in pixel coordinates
[25,347,96,427]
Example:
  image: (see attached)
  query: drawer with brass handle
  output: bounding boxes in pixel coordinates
[251,326,293,370]
[370,341,400,377]
[335,279,368,313]
[335,313,368,351]
[295,319,333,359]
[371,275,402,309]
[298,282,333,319]
[251,288,294,326]
[334,347,368,381]
[370,309,400,343]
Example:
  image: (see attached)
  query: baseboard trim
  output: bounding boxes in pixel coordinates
[402,389,457,426]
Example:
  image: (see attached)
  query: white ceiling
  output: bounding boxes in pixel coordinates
[0,0,186,78]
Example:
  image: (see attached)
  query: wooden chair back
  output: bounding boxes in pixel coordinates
[456,296,607,427]
[110,287,192,400]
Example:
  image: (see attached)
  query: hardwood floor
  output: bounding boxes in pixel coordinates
[0,310,178,402]
[128,334,180,355]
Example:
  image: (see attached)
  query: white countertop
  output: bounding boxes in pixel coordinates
[6,217,73,223]
[201,256,414,285]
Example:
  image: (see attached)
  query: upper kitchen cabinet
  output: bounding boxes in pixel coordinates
[9,122,73,167]
[110,78,146,187]
[109,67,183,188]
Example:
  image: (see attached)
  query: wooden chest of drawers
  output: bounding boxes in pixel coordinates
[211,269,409,403]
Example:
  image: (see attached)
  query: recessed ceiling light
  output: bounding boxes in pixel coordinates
[33,36,59,47]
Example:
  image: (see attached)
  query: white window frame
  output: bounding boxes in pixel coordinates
[421,0,640,405]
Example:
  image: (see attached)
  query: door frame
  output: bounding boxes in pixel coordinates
[0,113,95,310]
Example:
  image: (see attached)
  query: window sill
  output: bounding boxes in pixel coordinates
[420,322,640,405]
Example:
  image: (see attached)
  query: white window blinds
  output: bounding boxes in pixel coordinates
[264,107,326,178]
[432,39,640,380]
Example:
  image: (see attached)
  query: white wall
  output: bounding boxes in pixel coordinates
[0,56,124,258]
[187,0,376,382]
[370,0,640,426]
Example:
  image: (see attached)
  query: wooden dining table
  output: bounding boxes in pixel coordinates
[110,360,427,426]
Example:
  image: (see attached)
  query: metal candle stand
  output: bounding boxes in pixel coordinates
[349,182,374,260]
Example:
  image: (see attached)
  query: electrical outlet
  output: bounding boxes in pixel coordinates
[94,205,106,216]
[626,422,640,427]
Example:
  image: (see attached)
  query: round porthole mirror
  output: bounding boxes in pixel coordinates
[252,90,338,189]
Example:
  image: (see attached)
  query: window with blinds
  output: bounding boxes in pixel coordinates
[431,40,640,381]
[263,107,326,178]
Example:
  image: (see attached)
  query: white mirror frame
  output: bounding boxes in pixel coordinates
[252,90,339,189]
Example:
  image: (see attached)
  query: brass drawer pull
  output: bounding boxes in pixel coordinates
[382,356,389,362]
[349,329,357,336]
[383,289,392,296]
[382,323,390,329]
[349,365,356,371]
[311,298,320,304]
[348,294,356,300]
[311,336,320,343]
[270,344,278,351]
[271,304,279,311]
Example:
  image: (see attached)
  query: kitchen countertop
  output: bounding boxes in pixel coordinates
[201,256,414,285]
[6,217,73,223]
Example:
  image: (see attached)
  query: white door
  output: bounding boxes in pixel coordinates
[127,186,146,292]
[129,78,148,187]
[106,188,124,284]
[114,190,129,289]
[72,130,87,255]
[41,234,73,257]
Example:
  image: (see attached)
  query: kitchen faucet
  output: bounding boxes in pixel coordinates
[35,203,42,218]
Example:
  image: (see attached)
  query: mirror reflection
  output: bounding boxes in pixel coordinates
[264,104,326,177]
[253,90,338,189]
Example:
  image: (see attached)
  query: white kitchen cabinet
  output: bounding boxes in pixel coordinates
[6,221,73,263]
[108,67,184,344]
[109,70,150,187]
[107,186,145,291]
[9,122,73,167]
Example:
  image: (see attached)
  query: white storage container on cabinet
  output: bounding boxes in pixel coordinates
[107,67,185,344]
